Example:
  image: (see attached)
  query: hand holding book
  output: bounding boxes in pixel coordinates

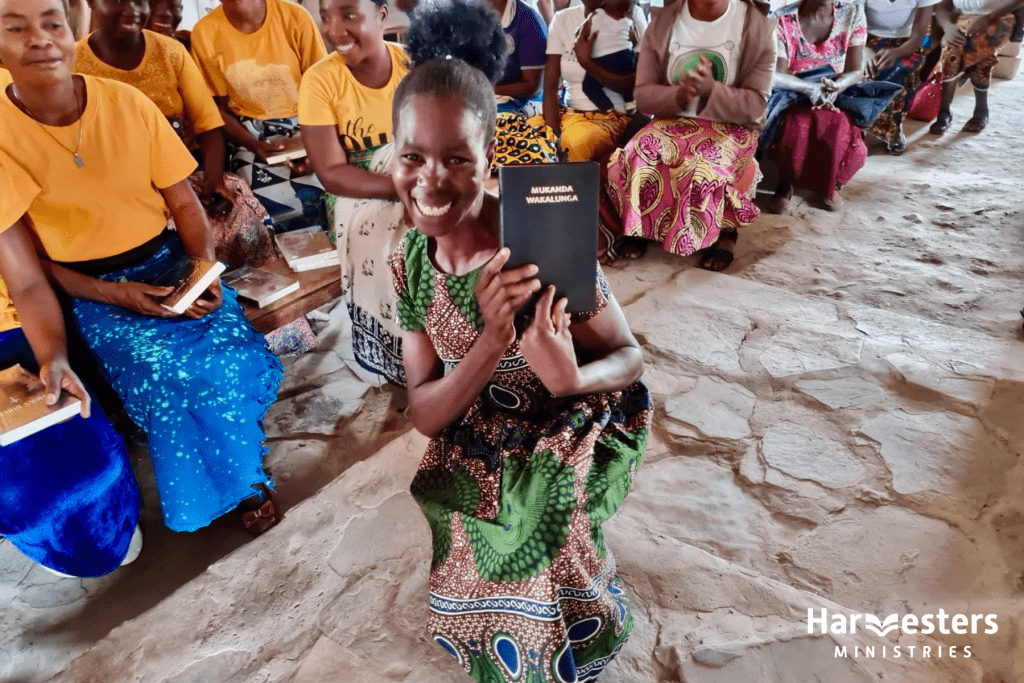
[39,359,91,419]
[475,248,541,350]
[178,278,223,320]
[519,284,579,398]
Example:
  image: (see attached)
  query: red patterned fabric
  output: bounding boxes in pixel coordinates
[764,106,866,201]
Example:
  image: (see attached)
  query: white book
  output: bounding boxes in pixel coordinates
[154,257,227,315]
[261,135,307,166]
[223,266,301,308]
[0,365,82,446]
[275,227,337,272]
[290,256,340,272]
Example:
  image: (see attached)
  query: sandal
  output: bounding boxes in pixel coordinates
[617,236,648,260]
[962,113,989,133]
[239,483,281,536]
[699,228,737,272]
[887,130,907,155]
[929,111,952,135]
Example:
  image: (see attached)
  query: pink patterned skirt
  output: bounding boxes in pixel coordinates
[604,117,761,258]
[763,106,866,201]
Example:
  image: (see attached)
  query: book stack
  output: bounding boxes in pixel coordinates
[275,226,339,272]
[0,364,82,446]
[223,266,300,308]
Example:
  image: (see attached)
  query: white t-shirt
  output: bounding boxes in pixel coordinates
[550,4,639,112]
[567,0,650,34]
[864,0,939,39]
[588,8,636,57]
[667,0,747,117]
[953,0,1008,13]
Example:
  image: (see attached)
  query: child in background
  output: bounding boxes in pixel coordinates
[579,0,639,111]
[392,2,652,680]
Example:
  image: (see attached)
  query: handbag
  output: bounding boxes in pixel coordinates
[908,70,942,121]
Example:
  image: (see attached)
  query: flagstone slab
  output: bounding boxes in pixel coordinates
[665,376,757,440]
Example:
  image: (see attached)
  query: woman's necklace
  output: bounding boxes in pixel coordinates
[11,82,85,168]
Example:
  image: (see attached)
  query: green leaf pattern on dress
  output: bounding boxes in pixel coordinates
[462,449,576,582]
[584,431,646,557]
[396,230,434,332]
[444,268,485,332]
[411,465,482,568]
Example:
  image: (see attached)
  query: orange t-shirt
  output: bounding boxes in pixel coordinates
[75,30,224,140]
[191,0,327,120]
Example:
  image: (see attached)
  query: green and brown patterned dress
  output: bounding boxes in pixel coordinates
[390,229,652,683]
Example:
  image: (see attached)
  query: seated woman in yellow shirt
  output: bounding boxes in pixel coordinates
[191,0,329,231]
[0,155,141,578]
[75,0,278,268]
[298,0,408,385]
[0,0,284,536]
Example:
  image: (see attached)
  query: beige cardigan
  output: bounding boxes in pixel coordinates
[635,0,777,129]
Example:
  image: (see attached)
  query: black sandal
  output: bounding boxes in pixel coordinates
[618,236,648,260]
[699,228,738,272]
[929,111,952,135]
[239,483,281,536]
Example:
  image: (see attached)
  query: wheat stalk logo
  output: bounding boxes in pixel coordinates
[864,614,900,637]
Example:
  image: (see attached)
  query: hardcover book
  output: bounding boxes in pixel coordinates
[153,256,227,315]
[498,161,599,313]
[0,364,82,446]
[275,227,339,272]
[261,135,307,166]
[223,266,300,308]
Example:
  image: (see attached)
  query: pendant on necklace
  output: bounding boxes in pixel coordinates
[74,153,84,168]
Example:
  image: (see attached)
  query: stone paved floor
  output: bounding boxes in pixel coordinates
[2,72,1022,683]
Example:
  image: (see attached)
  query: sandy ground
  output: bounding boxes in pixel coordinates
[1,66,1022,683]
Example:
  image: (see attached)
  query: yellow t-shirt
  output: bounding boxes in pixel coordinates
[0,151,42,332]
[74,30,224,141]
[191,0,328,120]
[298,43,408,168]
[0,75,198,262]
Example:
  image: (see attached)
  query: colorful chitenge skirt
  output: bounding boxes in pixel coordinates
[391,229,653,682]
[604,116,760,259]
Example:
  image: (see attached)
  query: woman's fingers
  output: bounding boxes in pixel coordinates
[552,294,569,331]
[60,371,92,418]
[533,285,556,329]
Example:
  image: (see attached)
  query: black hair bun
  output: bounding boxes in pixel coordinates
[403,0,508,83]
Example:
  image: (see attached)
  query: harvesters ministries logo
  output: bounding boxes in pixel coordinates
[807,608,999,659]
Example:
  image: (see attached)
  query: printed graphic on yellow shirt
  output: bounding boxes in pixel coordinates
[225,60,301,119]
[339,116,390,167]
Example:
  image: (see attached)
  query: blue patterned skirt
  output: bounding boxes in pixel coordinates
[0,328,140,576]
[68,235,284,532]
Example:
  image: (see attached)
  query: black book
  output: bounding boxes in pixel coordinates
[498,161,599,314]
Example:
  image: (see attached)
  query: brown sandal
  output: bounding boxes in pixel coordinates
[240,483,281,536]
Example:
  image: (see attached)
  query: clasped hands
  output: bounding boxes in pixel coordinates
[809,76,841,110]
[476,248,580,398]
[675,55,717,109]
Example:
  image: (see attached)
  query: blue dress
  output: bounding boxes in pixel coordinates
[0,328,140,577]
